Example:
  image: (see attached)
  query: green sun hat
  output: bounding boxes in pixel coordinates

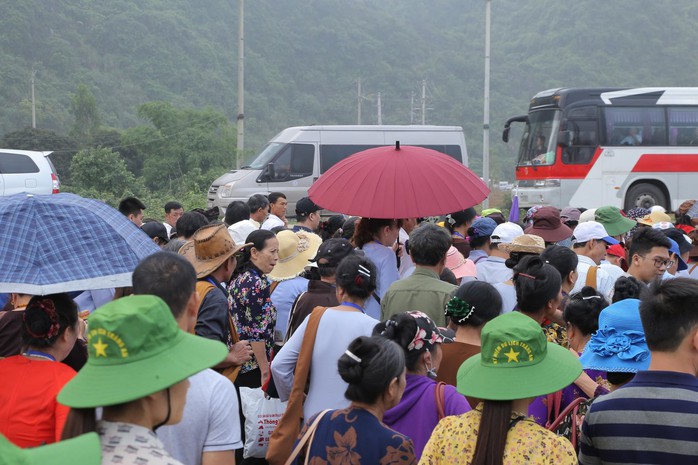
[0,432,100,465]
[457,312,582,401]
[595,206,637,237]
[58,295,227,408]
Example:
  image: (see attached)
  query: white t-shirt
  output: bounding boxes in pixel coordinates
[157,369,242,465]
[398,228,415,279]
[271,309,378,419]
[261,214,285,230]
[571,254,616,302]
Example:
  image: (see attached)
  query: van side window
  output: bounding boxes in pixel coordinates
[421,145,463,163]
[270,143,314,181]
[320,145,378,173]
[0,153,40,173]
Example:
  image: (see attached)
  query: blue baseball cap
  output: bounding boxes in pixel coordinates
[667,238,688,271]
[470,217,497,239]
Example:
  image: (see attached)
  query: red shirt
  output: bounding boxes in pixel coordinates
[0,355,76,447]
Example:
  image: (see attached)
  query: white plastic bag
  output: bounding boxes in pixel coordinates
[240,386,287,458]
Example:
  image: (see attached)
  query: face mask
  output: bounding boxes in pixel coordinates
[425,362,438,380]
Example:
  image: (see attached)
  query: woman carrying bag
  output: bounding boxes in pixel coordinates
[287,336,416,465]
[267,255,380,465]
[419,311,582,465]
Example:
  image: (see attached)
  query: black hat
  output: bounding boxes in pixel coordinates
[311,238,356,267]
[141,222,169,243]
[296,197,321,217]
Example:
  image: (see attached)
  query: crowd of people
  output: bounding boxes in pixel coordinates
[1,191,698,465]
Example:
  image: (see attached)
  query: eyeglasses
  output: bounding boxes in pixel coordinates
[643,256,674,269]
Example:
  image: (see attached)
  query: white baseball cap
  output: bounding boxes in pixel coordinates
[490,222,524,244]
[571,221,619,245]
[578,208,597,223]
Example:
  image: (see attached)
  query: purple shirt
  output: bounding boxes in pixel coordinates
[528,367,607,425]
[383,374,470,459]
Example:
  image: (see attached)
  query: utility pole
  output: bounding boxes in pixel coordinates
[235,0,244,169]
[357,78,362,124]
[421,80,427,125]
[31,68,36,129]
[482,0,491,208]
[410,91,415,124]
[377,92,382,125]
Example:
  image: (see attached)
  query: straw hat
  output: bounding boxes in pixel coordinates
[498,234,546,254]
[58,295,227,408]
[637,210,671,226]
[179,223,250,279]
[267,230,321,282]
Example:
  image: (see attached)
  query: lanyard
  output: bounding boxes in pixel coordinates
[453,232,465,239]
[341,301,366,314]
[23,349,56,361]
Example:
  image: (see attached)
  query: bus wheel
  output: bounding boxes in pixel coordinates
[624,183,667,211]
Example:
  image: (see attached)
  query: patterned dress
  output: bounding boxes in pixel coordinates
[419,405,576,465]
[230,268,277,374]
[98,420,183,465]
[292,407,416,465]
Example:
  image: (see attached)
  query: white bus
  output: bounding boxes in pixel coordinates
[208,125,468,214]
[502,87,698,210]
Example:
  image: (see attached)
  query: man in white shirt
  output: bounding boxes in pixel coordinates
[261,192,288,230]
[570,221,619,301]
[247,194,270,229]
[163,201,184,239]
[476,222,524,283]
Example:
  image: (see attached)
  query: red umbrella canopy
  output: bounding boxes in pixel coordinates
[308,144,489,218]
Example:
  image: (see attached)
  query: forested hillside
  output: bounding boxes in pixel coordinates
[2,0,698,209]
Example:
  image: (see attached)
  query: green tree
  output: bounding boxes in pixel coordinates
[69,147,139,206]
[69,84,101,147]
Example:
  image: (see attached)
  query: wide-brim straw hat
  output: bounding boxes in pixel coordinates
[179,223,250,278]
[637,210,672,226]
[58,295,227,408]
[267,230,322,281]
[498,234,546,255]
[457,311,582,400]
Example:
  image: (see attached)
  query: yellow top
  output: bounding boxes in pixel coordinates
[419,406,576,465]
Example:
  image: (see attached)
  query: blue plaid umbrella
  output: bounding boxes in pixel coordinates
[0,193,160,294]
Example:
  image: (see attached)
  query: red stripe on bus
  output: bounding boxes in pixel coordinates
[631,154,698,172]
[516,147,603,180]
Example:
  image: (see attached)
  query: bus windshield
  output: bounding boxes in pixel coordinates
[517,109,561,166]
[247,143,286,169]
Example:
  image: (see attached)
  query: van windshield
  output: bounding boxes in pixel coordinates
[247,143,285,170]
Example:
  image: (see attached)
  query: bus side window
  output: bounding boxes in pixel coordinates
[668,107,698,146]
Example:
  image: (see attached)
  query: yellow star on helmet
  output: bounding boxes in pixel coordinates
[504,348,520,363]
[93,338,108,357]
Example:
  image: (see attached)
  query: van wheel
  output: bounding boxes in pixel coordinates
[624,183,667,211]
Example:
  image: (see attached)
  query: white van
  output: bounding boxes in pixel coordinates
[0,149,60,196]
[207,125,468,214]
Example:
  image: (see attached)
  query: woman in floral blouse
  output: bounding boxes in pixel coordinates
[230,229,279,388]
[290,336,416,465]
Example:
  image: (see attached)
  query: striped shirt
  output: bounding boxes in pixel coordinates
[579,370,698,465]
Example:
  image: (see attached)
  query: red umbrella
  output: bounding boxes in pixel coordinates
[308,143,489,218]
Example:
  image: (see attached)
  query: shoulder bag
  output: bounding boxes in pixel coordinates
[266,306,328,465]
